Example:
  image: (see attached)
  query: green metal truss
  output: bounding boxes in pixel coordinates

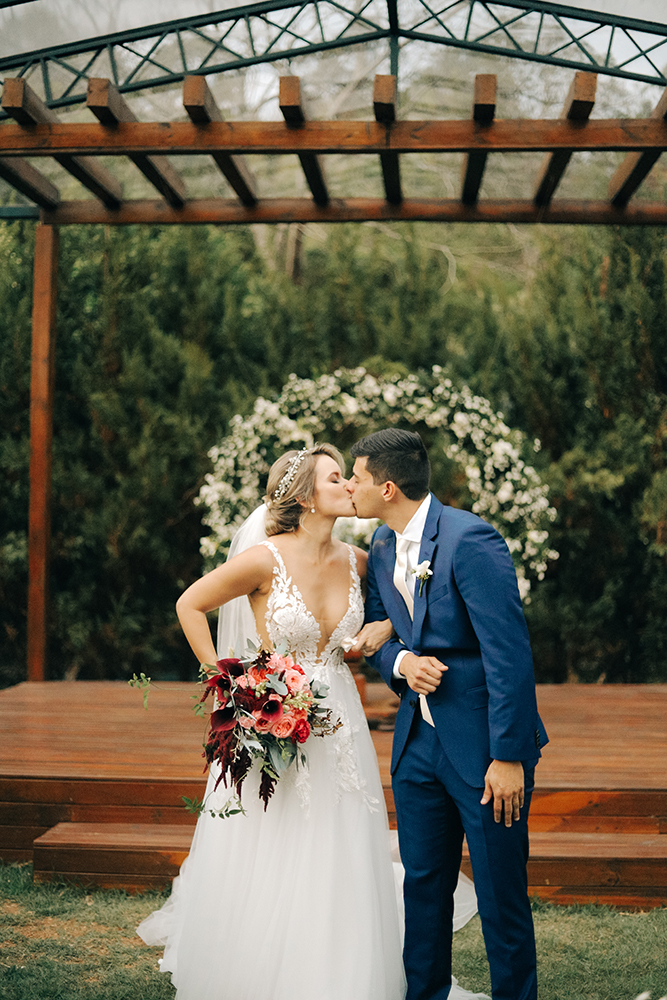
[0,0,666,124]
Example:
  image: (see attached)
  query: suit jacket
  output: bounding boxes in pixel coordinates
[365,494,548,788]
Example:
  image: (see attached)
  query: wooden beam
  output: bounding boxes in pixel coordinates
[1,78,122,208]
[373,74,397,123]
[182,76,256,207]
[0,156,60,209]
[609,86,667,207]
[2,118,666,156]
[534,72,597,207]
[86,79,185,208]
[27,224,59,683]
[461,74,496,206]
[278,77,328,206]
[40,196,667,227]
[373,75,401,204]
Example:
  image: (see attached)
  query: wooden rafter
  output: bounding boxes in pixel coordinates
[534,72,597,207]
[374,75,401,205]
[0,156,59,209]
[1,79,122,209]
[279,77,328,206]
[182,76,257,207]
[39,197,667,227]
[86,79,185,208]
[609,86,667,208]
[1,73,667,223]
[461,74,496,206]
[1,118,666,157]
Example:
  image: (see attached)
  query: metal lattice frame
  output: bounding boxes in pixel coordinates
[1,0,667,124]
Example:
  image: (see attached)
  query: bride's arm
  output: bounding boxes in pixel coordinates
[176,545,272,666]
[349,546,394,654]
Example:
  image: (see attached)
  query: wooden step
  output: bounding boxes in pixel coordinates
[529,788,667,834]
[32,822,193,892]
[462,832,667,909]
[31,822,667,908]
[0,776,204,860]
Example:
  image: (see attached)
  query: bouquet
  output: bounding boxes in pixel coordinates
[193,643,342,817]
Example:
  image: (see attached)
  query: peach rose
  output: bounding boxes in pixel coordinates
[271,713,297,738]
[248,666,268,688]
[252,711,273,732]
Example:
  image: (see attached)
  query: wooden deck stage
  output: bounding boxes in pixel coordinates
[1,682,666,908]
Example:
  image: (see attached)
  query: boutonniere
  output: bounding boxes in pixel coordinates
[412,560,433,597]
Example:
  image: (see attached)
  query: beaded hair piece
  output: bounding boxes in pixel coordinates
[271,449,309,502]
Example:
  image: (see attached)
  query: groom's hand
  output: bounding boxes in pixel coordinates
[399,653,448,694]
[481,760,525,826]
[349,619,394,655]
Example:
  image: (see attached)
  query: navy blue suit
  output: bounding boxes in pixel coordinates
[366,496,547,1000]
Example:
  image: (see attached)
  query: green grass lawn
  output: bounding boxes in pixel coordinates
[1,862,665,1000]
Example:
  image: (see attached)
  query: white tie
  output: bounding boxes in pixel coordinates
[393,536,414,615]
[393,536,434,726]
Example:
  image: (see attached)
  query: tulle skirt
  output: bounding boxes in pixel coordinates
[137,665,483,1000]
[138,714,407,1000]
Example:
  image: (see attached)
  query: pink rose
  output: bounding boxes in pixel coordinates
[239,714,256,730]
[271,714,297,738]
[267,652,295,672]
[283,668,309,693]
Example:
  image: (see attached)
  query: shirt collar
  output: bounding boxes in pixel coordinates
[396,494,431,545]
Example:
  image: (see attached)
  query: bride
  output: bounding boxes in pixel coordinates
[138,444,484,1000]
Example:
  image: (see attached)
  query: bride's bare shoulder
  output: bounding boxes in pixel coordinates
[225,542,274,576]
[350,545,368,579]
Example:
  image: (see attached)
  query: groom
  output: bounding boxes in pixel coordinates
[347,429,547,1000]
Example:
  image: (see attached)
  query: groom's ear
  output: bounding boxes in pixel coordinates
[381,480,400,503]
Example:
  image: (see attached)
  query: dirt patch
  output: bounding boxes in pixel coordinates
[12,916,90,941]
[0,901,20,916]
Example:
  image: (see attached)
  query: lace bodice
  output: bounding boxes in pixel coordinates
[261,540,364,670]
[260,540,376,813]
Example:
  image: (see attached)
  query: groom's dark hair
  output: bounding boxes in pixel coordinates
[351,429,430,500]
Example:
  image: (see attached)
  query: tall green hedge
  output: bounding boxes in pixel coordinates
[1,221,666,686]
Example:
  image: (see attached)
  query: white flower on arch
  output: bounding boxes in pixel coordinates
[197,367,558,600]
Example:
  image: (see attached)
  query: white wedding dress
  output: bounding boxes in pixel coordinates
[138,530,485,1000]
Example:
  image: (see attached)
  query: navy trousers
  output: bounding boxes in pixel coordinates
[393,711,537,1000]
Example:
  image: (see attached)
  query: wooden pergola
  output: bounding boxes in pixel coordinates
[1,67,667,682]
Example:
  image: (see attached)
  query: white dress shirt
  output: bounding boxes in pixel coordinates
[390,495,435,725]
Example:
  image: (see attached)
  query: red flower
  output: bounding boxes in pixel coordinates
[210,707,236,732]
[293,719,311,743]
[259,696,283,722]
[216,658,245,679]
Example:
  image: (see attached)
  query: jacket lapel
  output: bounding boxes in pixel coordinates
[375,531,413,642]
[411,495,442,642]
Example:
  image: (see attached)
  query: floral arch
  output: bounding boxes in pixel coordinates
[197,367,558,600]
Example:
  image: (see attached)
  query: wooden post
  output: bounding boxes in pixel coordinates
[461,74,496,205]
[27,224,59,682]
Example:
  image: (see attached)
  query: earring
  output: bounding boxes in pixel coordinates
[310,507,316,514]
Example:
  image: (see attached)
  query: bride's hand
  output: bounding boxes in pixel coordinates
[349,619,394,656]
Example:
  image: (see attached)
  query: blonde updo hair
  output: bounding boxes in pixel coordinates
[264,444,345,535]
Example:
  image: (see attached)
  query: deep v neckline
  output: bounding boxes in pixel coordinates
[263,541,356,657]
